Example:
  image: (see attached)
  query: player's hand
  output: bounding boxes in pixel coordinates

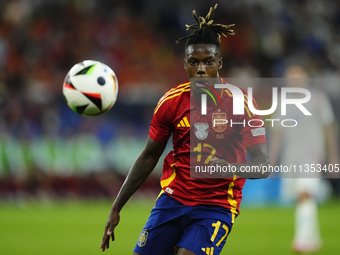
[100,209,120,251]
[210,156,234,178]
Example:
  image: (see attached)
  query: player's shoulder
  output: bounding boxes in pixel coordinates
[218,78,248,100]
[154,81,190,114]
[219,78,259,117]
[164,81,191,99]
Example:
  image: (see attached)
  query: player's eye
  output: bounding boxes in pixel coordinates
[189,60,197,66]
[206,60,213,66]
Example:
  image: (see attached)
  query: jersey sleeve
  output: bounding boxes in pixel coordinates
[149,96,173,142]
[238,95,267,147]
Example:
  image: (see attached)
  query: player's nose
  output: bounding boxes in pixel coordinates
[197,62,206,75]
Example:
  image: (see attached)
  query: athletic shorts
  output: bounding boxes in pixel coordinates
[133,193,235,255]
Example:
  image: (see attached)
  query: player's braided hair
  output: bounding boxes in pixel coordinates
[176,4,235,50]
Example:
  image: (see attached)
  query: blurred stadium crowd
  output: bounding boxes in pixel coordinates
[0,0,340,200]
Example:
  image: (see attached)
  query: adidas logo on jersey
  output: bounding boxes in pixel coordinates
[177,117,190,128]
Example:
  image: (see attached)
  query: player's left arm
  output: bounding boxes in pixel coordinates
[210,143,270,179]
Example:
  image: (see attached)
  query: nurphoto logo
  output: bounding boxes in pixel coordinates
[200,83,312,128]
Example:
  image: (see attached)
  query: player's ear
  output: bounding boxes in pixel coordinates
[218,57,223,70]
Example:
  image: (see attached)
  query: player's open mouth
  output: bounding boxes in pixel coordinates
[195,82,209,88]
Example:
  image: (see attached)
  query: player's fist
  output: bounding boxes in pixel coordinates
[209,157,235,178]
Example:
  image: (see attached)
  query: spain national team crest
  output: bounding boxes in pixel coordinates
[137,230,148,247]
[194,123,209,140]
[212,111,227,132]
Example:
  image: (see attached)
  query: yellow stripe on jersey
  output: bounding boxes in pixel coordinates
[159,82,190,101]
[160,163,177,188]
[155,84,189,108]
[244,101,252,118]
[156,163,177,201]
[244,94,256,117]
[223,89,255,118]
[227,175,238,223]
[224,89,232,97]
[154,83,190,114]
[157,82,190,102]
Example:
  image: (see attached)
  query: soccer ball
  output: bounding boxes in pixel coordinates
[63,60,118,116]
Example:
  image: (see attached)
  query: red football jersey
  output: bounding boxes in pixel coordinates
[149,80,267,215]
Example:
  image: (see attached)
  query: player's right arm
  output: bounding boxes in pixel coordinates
[100,136,168,251]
